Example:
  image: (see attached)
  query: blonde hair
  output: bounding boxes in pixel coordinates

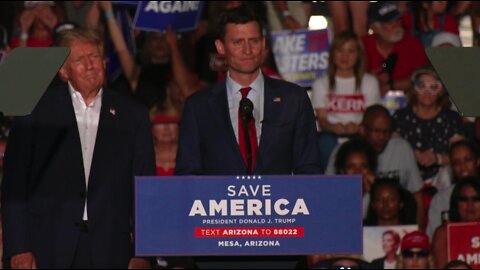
[328,31,366,92]
[396,254,435,269]
[55,28,104,57]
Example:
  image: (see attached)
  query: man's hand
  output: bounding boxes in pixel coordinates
[11,252,36,269]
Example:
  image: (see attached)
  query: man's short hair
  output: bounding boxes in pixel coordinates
[217,5,263,42]
[55,28,104,57]
[362,104,392,126]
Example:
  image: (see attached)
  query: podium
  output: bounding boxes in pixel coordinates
[135,175,363,269]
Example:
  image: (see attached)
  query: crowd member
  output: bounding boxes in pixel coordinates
[11,2,60,48]
[1,28,156,268]
[392,67,464,217]
[327,1,370,37]
[264,1,310,31]
[427,140,480,238]
[311,31,380,169]
[370,230,401,269]
[401,1,459,47]
[363,1,429,95]
[96,1,197,107]
[334,137,377,195]
[327,105,425,229]
[152,114,180,176]
[443,259,472,269]
[431,31,462,48]
[364,178,417,226]
[312,256,371,269]
[397,231,434,269]
[432,177,480,268]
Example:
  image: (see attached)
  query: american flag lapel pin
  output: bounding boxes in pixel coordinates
[109,108,116,116]
[273,97,281,103]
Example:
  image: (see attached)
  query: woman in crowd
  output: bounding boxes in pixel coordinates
[364,178,417,226]
[432,177,480,268]
[311,31,380,169]
[393,67,464,218]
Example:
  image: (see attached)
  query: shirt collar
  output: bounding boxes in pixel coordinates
[226,71,264,96]
[68,81,103,107]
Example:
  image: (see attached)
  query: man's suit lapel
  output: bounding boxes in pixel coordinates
[256,77,285,172]
[208,83,246,169]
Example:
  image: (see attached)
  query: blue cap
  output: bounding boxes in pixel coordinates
[368,1,401,24]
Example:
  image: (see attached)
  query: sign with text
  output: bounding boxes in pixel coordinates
[363,225,418,262]
[271,29,329,88]
[447,222,480,269]
[135,175,362,256]
[132,1,203,32]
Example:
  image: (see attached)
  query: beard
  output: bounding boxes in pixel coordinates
[378,26,404,43]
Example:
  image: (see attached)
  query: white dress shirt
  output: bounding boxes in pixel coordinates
[226,72,265,145]
[69,82,102,221]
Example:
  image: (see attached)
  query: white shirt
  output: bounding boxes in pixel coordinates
[226,72,265,144]
[69,82,102,221]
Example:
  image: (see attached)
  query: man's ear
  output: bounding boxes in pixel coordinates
[214,39,225,55]
[58,66,68,82]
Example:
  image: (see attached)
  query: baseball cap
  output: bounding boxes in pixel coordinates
[368,1,401,24]
[432,32,462,48]
[401,231,430,252]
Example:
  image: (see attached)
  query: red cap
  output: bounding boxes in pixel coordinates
[401,231,430,252]
[151,114,181,124]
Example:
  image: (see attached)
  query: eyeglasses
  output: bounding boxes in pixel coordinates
[414,80,442,94]
[402,250,429,258]
[458,195,480,202]
[334,266,360,269]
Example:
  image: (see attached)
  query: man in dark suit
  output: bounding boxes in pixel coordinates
[175,6,321,176]
[1,29,156,268]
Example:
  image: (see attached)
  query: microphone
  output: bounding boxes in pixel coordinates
[239,98,254,120]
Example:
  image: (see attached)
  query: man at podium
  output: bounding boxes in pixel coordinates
[174,5,322,269]
[1,29,156,268]
[175,5,321,177]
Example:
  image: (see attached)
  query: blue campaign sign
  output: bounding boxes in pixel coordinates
[112,1,139,6]
[132,1,203,32]
[135,175,362,256]
[271,29,330,88]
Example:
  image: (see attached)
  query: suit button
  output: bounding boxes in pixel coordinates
[80,192,86,199]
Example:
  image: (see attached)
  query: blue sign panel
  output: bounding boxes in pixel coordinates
[132,1,203,32]
[271,29,329,87]
[135,175,362,256]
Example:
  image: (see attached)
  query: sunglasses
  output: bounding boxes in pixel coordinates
[402,250,429,258]
[458,195,480,202]
[334,266,360,270]
[414,80,442,94]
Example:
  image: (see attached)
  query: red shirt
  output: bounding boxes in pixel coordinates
[10,35,53,49]
[401,12,459,37]
[362,34,429,81]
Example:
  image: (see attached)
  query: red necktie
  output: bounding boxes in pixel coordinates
[238,87,258,173]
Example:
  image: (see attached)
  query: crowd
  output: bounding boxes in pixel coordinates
[0,1,479,269]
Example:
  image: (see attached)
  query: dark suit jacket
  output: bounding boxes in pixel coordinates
[174,76,322,175]
[1,84,156,268]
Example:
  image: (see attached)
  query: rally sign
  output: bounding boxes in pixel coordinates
[132,1,203,32]
[271,29,329,88]
[447,222,480,269]
[135,175,362,256]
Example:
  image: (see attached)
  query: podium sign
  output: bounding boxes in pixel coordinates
[135,175,362,256]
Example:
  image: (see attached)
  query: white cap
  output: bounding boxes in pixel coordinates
[431,32,462,48]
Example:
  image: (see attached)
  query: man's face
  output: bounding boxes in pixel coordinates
[374,19,404,43]
[59,40,105,95]
[362,115,392,154]
[215,21,265,77]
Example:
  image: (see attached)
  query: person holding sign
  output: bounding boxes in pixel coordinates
[432,177,480,268]
[1,28,156,269]
[175,5,321,176]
